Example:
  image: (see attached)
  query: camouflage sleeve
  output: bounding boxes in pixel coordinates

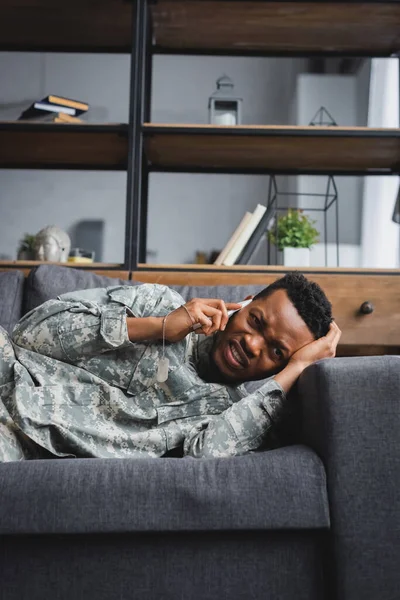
[12,284,184,361]
[183,379,287,458]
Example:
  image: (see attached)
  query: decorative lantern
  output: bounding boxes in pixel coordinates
[208,75,242,126]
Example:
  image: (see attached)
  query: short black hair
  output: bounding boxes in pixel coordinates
[253,272,332,339]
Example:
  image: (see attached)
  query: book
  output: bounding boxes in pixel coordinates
[18,111,83,123]
[44,95,89,112]
[54,112,83,123]
[214,211,253,265]
[19,102,77,119]
[53,113,80,123]
[222,203,267,266]
[18,95,89,120]
[236,205,276,264]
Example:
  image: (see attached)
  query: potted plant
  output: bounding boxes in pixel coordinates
[17,233,37,261]
[268,209,319,267]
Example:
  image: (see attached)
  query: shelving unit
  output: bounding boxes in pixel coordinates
[0,0,399,277]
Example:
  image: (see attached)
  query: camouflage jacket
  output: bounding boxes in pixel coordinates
[0,284,286,461]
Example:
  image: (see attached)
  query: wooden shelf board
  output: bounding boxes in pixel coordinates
[152,1,400,56]
[144,124,400,175]
[0,0,133,52]
[0,122,128,170]
[1,1,399,54]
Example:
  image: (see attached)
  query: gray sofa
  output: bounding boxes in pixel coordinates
[0,265,398,600]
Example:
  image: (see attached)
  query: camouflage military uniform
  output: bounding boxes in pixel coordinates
[0,284,286,462]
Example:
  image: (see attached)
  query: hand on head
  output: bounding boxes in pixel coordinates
[288,320,342,370]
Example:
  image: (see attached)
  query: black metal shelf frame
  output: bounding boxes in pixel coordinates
[125,0,153,270]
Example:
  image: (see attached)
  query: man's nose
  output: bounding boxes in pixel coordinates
[243,333,263,358]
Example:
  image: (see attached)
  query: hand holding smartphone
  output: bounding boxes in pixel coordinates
[192,298,252,331]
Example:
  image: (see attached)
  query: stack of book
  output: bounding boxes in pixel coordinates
[18,95,89,123]
[214,203,275,266]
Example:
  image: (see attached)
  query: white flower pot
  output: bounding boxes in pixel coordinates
[283,247,311,267]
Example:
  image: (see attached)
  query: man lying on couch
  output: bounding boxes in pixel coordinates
[0,272,340,461]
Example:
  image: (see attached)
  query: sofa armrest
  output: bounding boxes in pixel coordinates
[298,356,400,600]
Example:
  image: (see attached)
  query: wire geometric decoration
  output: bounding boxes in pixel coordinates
[309,106,338,127]
[266,175,339,267]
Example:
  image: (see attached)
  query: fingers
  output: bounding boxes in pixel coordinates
[185,298,242,336]
[323,321,342,358]
[194,313,214,335]
[200,303,226,335]
[328,321,342,343]
[332,322,342,353]
[197,299,242,310]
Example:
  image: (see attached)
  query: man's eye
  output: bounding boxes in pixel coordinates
[251,314,261,327]
[273,348,283,360]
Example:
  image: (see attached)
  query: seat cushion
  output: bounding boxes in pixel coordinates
[23,264,140,314]
[0,270,25,333]
[0,445,329,535]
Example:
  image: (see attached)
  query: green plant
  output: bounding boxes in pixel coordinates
[17,233,37,260]
[18,233,37,254]
[268,209,319,251]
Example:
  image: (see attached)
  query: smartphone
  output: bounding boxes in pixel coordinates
[227,298,252,317]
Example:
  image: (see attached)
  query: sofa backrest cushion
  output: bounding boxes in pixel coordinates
[23,265,139,314]
[0,270,25,333]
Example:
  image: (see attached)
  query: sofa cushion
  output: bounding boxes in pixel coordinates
[0,270,25,333]
[23,265,140,314]
[0,445,329,535]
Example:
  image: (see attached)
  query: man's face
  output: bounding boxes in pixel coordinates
[211,289,315,384]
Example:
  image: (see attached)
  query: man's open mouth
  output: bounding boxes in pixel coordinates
[224,340,249,370]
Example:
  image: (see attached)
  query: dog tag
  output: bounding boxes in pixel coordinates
[157,357,169,382]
